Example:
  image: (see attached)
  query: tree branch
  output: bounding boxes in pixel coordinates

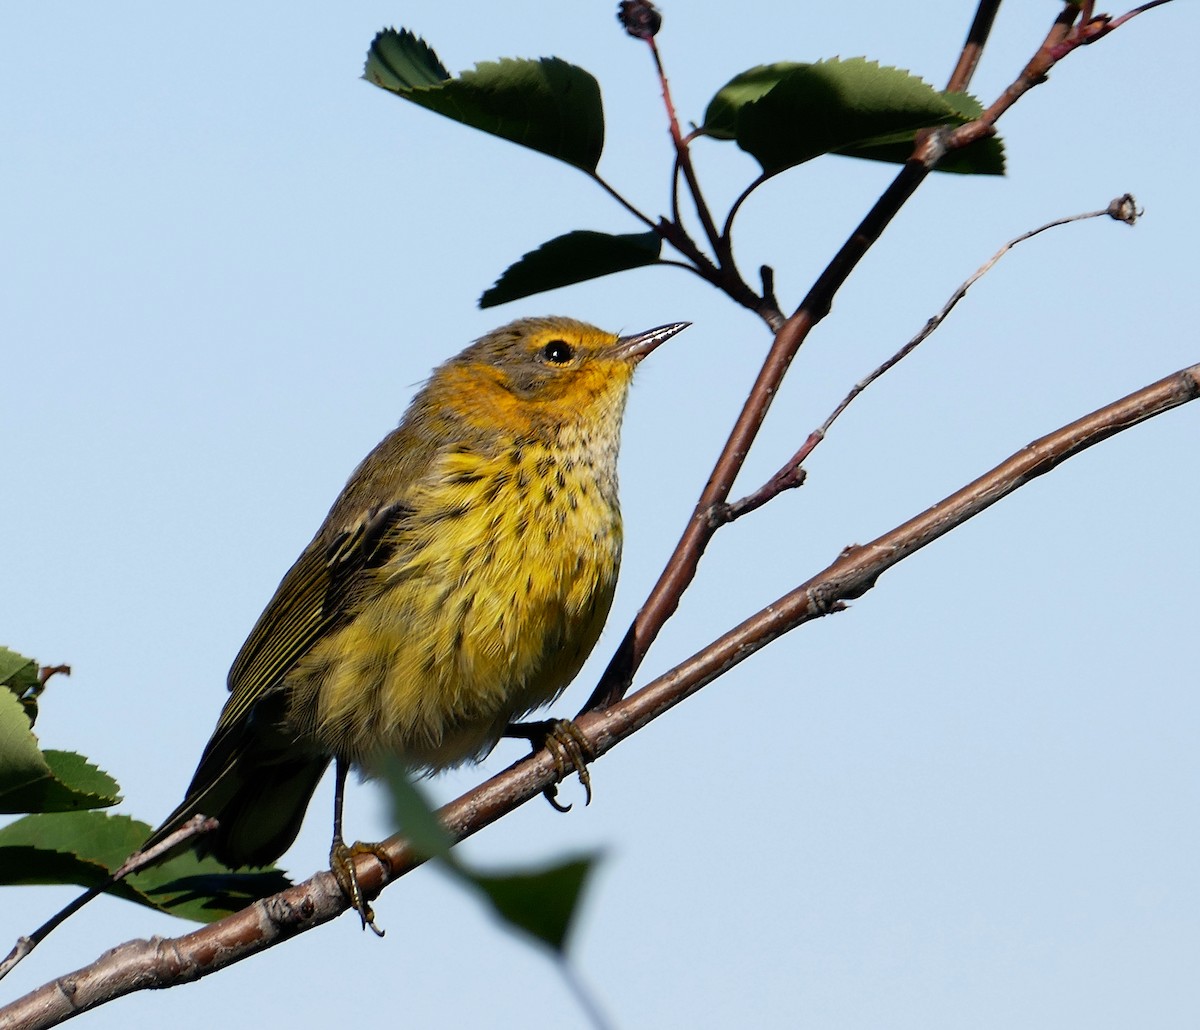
[584,0,1030,711]
[713,194,1141,525]
[6,359,1196,1030]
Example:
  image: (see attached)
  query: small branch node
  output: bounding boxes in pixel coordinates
[805,584,843,617]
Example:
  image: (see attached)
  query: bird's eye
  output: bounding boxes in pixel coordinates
[540,339,575,365]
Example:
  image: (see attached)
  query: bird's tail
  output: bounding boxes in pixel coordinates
[145,728,330,870]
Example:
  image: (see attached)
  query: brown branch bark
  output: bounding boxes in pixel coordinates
[6,361,1197,1030]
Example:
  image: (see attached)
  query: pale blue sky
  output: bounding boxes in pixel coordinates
[4,3,1199,1027]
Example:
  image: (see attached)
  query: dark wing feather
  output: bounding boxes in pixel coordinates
[218,498,414,735]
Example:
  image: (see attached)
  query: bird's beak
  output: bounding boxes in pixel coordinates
[612,321,690,363]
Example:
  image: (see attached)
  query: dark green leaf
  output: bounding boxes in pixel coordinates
[701,58,1003,177]
[481,230,662,308]
[365,28,604,172]
[132,860,293,923]
[840,134,1005,175]
[465,855,598,953]
[700,62,795,140]
[0,647,39,697]
[0,811,291,922]
[0,686,52,810]
[361,27,449,90]
[0,689,122,812]
[836,88,1004,174]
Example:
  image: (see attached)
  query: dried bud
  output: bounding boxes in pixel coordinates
[617,0,662,40]
[1106,193,1140,226]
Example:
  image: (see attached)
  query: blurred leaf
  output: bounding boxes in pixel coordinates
[701,58,1003,176]
[381,759,452,861]
[365,28,604,172]
[465,855,597,954]
[481,230,662,308]
[0,811,291,922]
[380,760,597,952]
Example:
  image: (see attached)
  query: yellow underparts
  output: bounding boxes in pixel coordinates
[285,413,626,771]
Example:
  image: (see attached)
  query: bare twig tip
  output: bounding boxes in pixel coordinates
[1107,193,1141,225]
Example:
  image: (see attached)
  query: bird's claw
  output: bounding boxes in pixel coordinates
[542,719,593,809]
[331,840,390,936]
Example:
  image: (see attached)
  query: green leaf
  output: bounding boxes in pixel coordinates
[701,58,1003,177]
[840,133,1005,176]
[0,646,41,723]
[0,689,121,813]
[365,28,604,173]
[362,27,449,89]
[701,62,794,140]
[0,647,39,697]
[41,751,121,808]
[836,87,1004,174]
[0,685,53,810]
[481,230,662,308]
[464,855,597,954]
[0,811,291,922]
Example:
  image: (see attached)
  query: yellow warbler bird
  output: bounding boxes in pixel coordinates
[146,315,687,923]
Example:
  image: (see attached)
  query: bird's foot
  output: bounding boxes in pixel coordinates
[330,839,390,936]
[507,718,593,812]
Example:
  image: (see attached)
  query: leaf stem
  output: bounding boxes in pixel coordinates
[587,172,659,232]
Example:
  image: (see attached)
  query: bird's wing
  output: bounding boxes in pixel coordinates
[216,496,414,736]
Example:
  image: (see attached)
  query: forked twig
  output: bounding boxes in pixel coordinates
[714,194,1142,525]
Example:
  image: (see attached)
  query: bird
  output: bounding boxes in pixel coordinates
[144,315,689,927]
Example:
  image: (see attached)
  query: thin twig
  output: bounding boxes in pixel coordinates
[1049,0,1175,58]
[720,171,769,254]
[583,0,1018,712]
[0,817,217,982]
[715,194,1141,524]
[946,0,1002,93]
[647,36,723,260]
[587,172,659,233]
[5,361,1197,1030]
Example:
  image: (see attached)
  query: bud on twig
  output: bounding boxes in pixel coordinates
[618,0,662,40]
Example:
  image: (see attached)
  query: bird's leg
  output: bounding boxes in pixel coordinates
[505,718,594,812]
[329,757,389,937]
